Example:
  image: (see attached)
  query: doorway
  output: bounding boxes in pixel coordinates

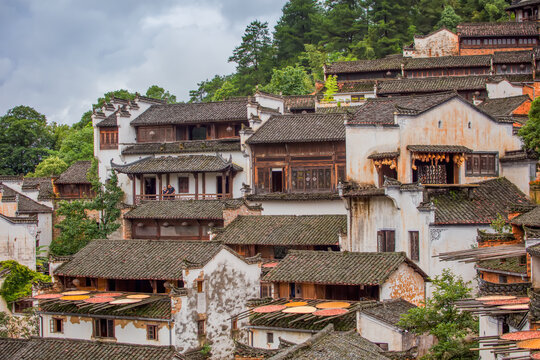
[144,177,156,196]
[216,175,230,196]
[271,169,283,192]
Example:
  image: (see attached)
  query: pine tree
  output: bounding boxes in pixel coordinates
[436,5,462,31]
[320,0,369,53]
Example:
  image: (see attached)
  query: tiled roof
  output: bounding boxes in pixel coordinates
[122,139,241,155]
[477,256,527,275]
[525,226,540,239]
[367,151,400,160]
[55,161,92,184]
[493,50,533,64]
[283,95,319,110]
[432,178,531,225]
[39,293,171,319]
[478,277,530,296]
[124,199,247,220]
[263,250,427,285]
[112,155,242,174]
[499,149,538,163]
[325,55,403,75]
[528,243,540,256]
[130,99,248,126]
[0,213,38,224]
[349,92,458,125]
[0,183,52,213]
[404,55,491,70]
[377,76,487,95]
[511,206,540,227]
[215,215,346,246]
[0,337,179,360]
[360,299,416,328]
[235,342,280,358]
[55,239,225,280]
[477,95,530,117]
[336,80,376,93]
[246,192,341,201]
[268,325,390,360]
[96,110,119,127]
[507,0,540,9]
[22,177,54,201]
[246,113,346,144]
[457,22,538,37]
[407,145,472,153]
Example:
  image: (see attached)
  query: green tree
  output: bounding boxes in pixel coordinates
[320,0,369,53]
[73,89,136,130]
[261,65,314,95]
[298,44,328,82]
[56,125,94,166]
[274,0,323,65]
[0,106,55,175]
[211,78,241,101]
[323,75,339,101]
[436,5,463,31]
[519,97,540,157]
[0,261,51,303]
[398,269,478,360]
[50,165,124,256]
[189,75,231,103]
[145,85,177,104]
[27,156,68,177]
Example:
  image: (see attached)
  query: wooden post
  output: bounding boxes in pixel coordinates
[221,172,226,198]
[194,173,199,200]
[202,173,206,199]
[158,174,163,201]
[139,174,144,201]
[132,175,136,204]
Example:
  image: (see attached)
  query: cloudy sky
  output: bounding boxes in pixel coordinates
[0,0,287,125]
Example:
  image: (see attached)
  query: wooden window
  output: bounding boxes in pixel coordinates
[100,128,118,150]
[499,275,508,284]
[50,318,63,333]
[376,343,389,351]
[377,230,395,252]
[197,320,206,337]
[178,177,189,193]
[267,332,274,344]
[291,167,332,192]
[197,280,204,293]
[137,126,174,143]
[93,318,114,338]
[231,317,238,331]
[409,231,419,261]
[147,324,158,340]
[256,167,271,193]
[191,126,207,140]
[260,283,272,298]
[14,300,33,313]
[465,153,497,176]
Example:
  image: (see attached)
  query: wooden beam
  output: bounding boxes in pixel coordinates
[132,175,136,204]
[222,172,226,198]
[158,174,163,201]
[202,173,206,198]
[194,173,199,200]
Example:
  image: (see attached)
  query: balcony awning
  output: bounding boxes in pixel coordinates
[111,155,242,175]
[407,145,472,153]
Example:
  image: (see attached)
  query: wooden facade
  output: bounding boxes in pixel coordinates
[229,244,338,259]
[252,141,346,194]
[136,121,247,143]
[272,282,379,301]
[56,183,94,199]
[130,219,223,240]
[99,128,118,150]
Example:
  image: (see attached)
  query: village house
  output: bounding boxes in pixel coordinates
[122,199,261,240]
[243,112,347,215]
[403,28,459,58]
[457,22,538,55]
[38,239,260,359]
[507,0,540,22]
[53,160,94,199]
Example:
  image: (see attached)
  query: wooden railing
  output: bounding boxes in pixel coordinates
[135,193,231,203]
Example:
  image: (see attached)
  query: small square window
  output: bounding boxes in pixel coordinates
[499,275,508,284]
[51,318,63,333]
[267,332,274,344]
[231,317,238,331]
[197,320,206,337]
[147,324,158,340]
[197,280,204,293]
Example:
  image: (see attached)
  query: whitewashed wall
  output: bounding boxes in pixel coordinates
[357,313,408,351]
[0,217,37,270]
[250,327,313,350]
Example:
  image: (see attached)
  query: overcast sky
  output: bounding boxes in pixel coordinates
[0,0,287,125]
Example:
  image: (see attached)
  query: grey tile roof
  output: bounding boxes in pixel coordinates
[112,155,242,174]
[349,92,458,125]
[263,250,427,285]
[476,256,527,275]
[55,161,92,184]
[511,206,540,227]
[22,177,54,200]
[246,192,342,201]
[360,299,417,329]
[457,22,538,37]
[336,80,376,93]
[493,50,533,64]
[283,95,319,110]
[55,239,225,280]
[121,139,241,155]
[0,213,38,224]
[404,55,491,70]
[0,183,53,213]
[367,151,400,160]
[246,113,346,144]
[325,55,403,75]
[432,178,532,225]
[124,199,247,220]
[0,337,179,360]
[215,215,346,246]
[268,325,390,360]
[96,110,119,127]
[499,149,538,162]
[477,95,530,117]
[407,145,472,153]
[377,76,487,95]
[130,99,248,126]
[507,0,540,9]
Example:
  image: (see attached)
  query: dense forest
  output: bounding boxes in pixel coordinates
[0,0,514,177]
[189,0,513,101]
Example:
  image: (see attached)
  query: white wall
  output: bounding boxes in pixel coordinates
[250,327,313,349]
[252,200,347,215]
[357,313,406,351]
[501,161,536,194]
[37,213,53,250]
[0,217,37,270]
[486,81,523,99]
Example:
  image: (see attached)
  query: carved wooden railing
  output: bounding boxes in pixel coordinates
[135,193,231,203]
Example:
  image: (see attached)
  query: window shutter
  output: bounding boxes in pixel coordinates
[50,319,54,333]
[387,231,396,252]
[410,231,419,261]
[108,319,115,338]
[377,231,384,252]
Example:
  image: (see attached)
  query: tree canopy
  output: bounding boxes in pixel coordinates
[261,65,314,95]
[519,97,540,157]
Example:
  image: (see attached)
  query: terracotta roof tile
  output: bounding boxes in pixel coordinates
[112,155,242,174]
[216,215,346,246]
[246,113,346,144]
[263,250,427,285]
[55,161,92,184]
[457,22,538,37]
[55,239,225,280]
[121,139,241,156]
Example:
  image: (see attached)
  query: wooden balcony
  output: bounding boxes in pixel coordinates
[135,193,231,204]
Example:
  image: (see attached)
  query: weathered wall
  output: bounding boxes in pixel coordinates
[174,249,260,359]
[253,200,346,215]
[408,29,459,58]
[223,204,262,227]
[357,312,411,351]
[501,161,536,194]
[250,328,313,349]
[0,217,37,270]
[380,263,425,306]
[37,213,53,249]
[486,81,524,99]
